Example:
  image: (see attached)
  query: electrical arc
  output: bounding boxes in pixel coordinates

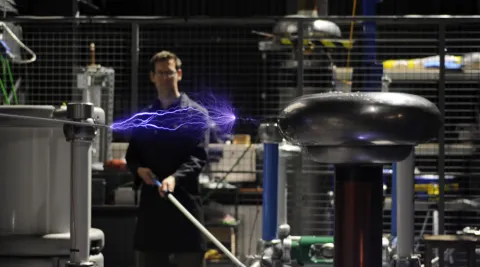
[110,106,236,133]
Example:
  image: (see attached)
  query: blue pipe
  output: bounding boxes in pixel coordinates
[262,142,279,241]
[362,0,377,62]
[362,0,383,91]
[391,163,397,236]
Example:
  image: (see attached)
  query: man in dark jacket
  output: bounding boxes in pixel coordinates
[126,51,208,267]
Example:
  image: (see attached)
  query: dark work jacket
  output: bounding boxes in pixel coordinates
[125,93,209,253]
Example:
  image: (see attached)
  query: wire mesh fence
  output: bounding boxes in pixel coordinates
[3,16,480,263]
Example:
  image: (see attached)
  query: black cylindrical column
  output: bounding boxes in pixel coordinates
[334,164,384,267]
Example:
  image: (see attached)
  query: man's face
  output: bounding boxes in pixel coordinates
[150,59,182,93]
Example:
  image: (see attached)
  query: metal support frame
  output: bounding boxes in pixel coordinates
[277,150,288,227]
[391,152,421,267]
[69,140,93,265]
[437,23,446,235]
[130,23,139,114]
[4,15,480,24]
[395,152,415,258]
[63,103,98,267]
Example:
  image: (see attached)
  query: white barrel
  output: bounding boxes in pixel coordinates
[0,106,55,235]
[48,127,72,234]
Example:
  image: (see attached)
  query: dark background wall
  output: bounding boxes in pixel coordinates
[8,0,480,139]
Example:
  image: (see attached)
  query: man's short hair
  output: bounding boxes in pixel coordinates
[150,51,182,72]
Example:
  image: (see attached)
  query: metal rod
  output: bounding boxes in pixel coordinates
[334,164,384,267]
[437,23,446,235]
[130,23,139,114]
[262,143,279,241]
[70,140,92,263]
[166,193,246,267]
[295,20,304,97]
[5,15,480,24]
[433,210,439,235]
[277,150,287,227]
[0,112,109,128]
[396,151,415,258]
[292,151,304,235]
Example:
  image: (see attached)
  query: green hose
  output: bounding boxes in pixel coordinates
[0,77,9,105]
[5,57,17,104]
[2,56,5,88]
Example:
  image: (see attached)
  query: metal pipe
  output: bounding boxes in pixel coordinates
[396,151,415,258]
[6,16,480,25]
[70,140,92,263]
[0,112,109,128]
[433,210,439,235]
[295,20,304,97]
[130,23,139,114]
[263,143,279,241]
[277,150,287,227]
[334,164,384,267]
[437,23,446,235]
[291,152,304,235]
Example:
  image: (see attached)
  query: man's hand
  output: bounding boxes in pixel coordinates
[137,167,155,185]
[159,176,176,197]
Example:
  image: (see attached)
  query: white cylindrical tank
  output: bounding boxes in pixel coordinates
[0,105,106,267]
[48,127,71,234]
[0,105,55,235]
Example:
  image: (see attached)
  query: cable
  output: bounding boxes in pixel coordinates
[0,22,37,64]
[1,54,5,86]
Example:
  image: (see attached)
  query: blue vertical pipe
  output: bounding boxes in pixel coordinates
[391,163,397,236]
[362,0,377,62]
[362,0,383,91]
[263,143,279,241]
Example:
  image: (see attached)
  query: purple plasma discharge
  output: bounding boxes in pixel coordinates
[110,94,237,135]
